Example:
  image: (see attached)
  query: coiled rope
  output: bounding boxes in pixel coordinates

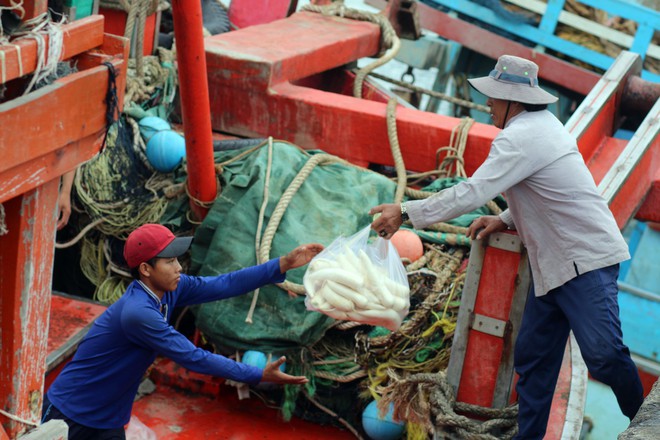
[379,372,518,439]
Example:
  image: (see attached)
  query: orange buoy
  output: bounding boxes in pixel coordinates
[391,229,424,263]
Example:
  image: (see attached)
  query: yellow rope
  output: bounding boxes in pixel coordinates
[245,137,274,323]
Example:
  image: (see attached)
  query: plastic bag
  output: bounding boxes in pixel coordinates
[303,226,410,331]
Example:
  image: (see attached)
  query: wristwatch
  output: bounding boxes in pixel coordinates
[400,203,409,222]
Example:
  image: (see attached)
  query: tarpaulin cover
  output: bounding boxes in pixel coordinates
[190,142,397,353]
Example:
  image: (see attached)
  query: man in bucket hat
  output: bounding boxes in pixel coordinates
[370,55,643,438]
[43,223,324,440]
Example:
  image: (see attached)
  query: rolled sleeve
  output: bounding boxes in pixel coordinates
[499,209,516,229]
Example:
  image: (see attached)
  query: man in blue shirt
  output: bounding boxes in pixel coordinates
[43,223,323,439]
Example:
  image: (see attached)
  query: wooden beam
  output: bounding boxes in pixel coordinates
[0,0,47,22]
[0,57,124,203]
[0,15,105,86]
[0,180,60,438]
[505,0,660,61]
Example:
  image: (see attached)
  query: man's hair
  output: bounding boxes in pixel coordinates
[130,257,159,279]
[522,103,548,112]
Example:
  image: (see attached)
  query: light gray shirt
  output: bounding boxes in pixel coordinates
[406,110,629,296]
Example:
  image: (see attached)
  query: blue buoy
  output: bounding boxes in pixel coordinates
[138,116,171,142]
[362,400,405,440]
[241,350,286,372]
[145,130,186,173]
[241,350,268,369]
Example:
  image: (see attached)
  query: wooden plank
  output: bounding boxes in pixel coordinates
[635,171,660,223]
[0,15,105,85]
[0,0,48,22]
[505,0,660,61]
[366,0,600,96]
[0,180,60,438]
[0,59,121,186]
[445,238,484,395]
[446,232,529,409]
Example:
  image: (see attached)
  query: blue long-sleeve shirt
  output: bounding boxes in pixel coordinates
[47,258,285,429]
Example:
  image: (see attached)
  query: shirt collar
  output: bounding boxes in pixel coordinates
[137,280,161,306]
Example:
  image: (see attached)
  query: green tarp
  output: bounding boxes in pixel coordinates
[190,142,398,353]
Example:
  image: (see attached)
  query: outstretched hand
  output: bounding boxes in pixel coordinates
[261,356,308,385]
[368,203,403,240]
[280,243,324,273]
[57,191,72,231]
[466,215,507,240]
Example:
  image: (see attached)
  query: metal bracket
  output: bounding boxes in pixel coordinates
[469,313,509,338]
[487,232,524,253]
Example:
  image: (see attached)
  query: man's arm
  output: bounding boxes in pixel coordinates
[175,243,323,307]
[57,169,75,230]
[123,306,306,385]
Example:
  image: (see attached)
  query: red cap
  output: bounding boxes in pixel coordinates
[123,224,193,269]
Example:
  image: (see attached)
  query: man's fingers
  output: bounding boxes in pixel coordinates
[286,375,309,384]
[368,205,384,216]
[271,356,286,367]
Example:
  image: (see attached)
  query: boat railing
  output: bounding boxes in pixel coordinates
[422,0,660,82]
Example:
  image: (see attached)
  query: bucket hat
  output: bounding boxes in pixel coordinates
[124,224,193,268]
[468,55,558,104]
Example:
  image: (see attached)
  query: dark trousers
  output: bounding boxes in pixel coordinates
[513,264,643,440]
[41,395,126,440]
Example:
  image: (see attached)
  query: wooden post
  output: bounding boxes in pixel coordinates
[0,181,59,438]
[446,232,530,408]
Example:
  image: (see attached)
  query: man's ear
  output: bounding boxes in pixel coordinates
[138,262,151,278]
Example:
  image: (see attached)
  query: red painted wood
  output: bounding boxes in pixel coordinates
[474,248,519,321]
[586,137,629,185]
[172,0,218,220]
[293,70,393,105]
[47,295,106,359]
[0,0,47,22]
[608,137,660,229]
[228,0,296,29]
[636,171,660,222]
[100,8,158,56]
[0,180,59,438]
[545,343,573,439]
[0,16,105,86]
[574,98,618,161]
[456,245,521,407]
[459,333,504,406]
[365,0,600,96]
[132,360,355,440]
[0,56,125,204]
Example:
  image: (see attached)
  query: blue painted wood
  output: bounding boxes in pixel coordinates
[619,224,660,362]
[538,0,565,36]
[619,289,660,362]
[424,0,660,83]
[630,24,655,61]
[620,220,646,280]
